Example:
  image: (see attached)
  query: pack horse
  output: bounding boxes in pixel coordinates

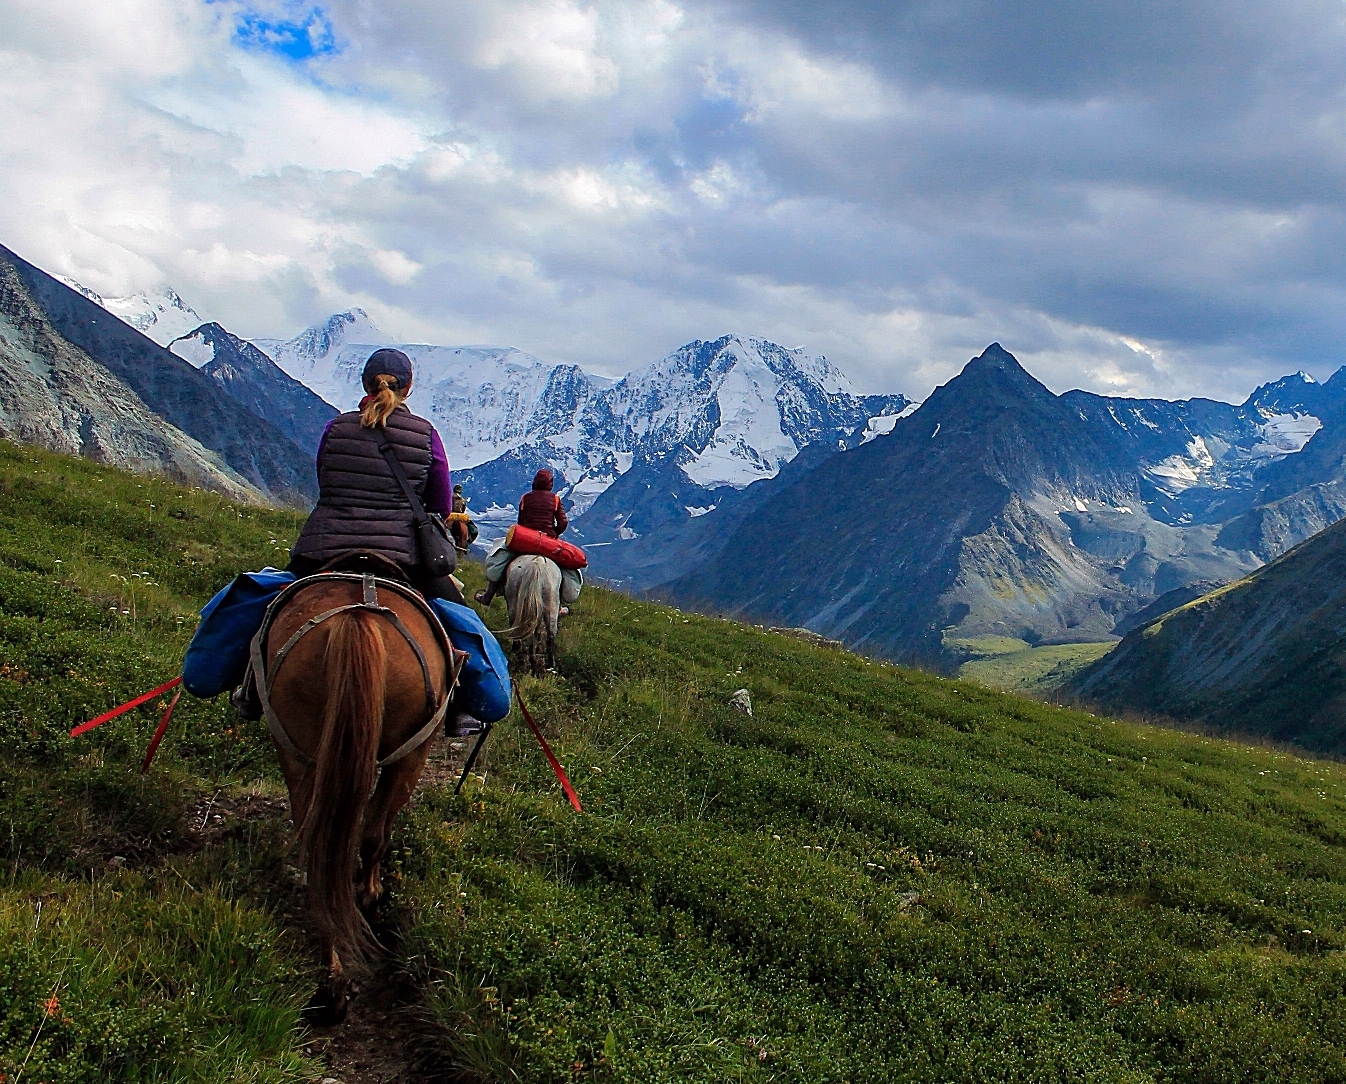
[250,572,463,1023]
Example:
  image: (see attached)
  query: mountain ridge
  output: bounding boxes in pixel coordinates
[0,260,267,502]
[170,322,337,457]
[2,244,317,504]
[662,344,1264,668]
[255,312,910,538]
[1068,515,1346,752]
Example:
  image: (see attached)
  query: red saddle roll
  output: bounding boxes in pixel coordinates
[505,524,588,569]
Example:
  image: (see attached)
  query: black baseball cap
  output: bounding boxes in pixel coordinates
[362,348,414,393]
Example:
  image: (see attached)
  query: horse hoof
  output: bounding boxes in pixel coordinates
[303,983,351,1027]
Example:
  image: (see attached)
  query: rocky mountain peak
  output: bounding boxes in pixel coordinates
[299,308,382,360]
[170,322,277,375]
[923,344,1058,425]
[967,341,1017,368]
[952,342,1050,396]
[1244,370,1331,416]
[170,323,220,368]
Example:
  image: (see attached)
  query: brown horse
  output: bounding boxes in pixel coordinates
[250,571,460,1024]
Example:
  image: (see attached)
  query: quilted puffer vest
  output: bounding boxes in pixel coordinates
[291,406,434,569]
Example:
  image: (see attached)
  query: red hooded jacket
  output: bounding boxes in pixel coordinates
[518,469,567,537]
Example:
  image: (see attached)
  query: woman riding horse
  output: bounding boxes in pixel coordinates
[264,348,468,1023]
[474,467,567,606]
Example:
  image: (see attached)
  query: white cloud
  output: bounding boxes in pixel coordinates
[474,0,619,101]
[150,54,431,176]
[368,248,422,284]
[2,0,1345,405]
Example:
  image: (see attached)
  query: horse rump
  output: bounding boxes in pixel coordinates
[505,555,562,675]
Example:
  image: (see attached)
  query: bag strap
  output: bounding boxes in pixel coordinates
[364,424,429,524]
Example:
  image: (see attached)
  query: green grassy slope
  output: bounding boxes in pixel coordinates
[0,441,316,1082]
[4,442,1346,1082]
[1069,515,1346,753]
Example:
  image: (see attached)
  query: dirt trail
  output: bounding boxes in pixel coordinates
[302,967,435,1084]
[178,733,478,1084]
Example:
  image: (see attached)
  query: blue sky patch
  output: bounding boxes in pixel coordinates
[234,6,338,61]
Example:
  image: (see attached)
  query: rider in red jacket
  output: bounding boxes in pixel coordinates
[517,470,568,536]
[474,469,566,605]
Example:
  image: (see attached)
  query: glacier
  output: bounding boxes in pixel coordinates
[57,277,206,348]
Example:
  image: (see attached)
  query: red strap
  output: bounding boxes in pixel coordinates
[71,676,183,737]
[516,687,581,812]
[140,688,182,772]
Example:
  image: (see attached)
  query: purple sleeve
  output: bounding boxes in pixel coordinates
[423,428,452,516]
[315,416,337,467]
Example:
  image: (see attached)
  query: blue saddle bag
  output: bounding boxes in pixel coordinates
[182,569,296,698]
[428,599,512,723]
[183,572,512,725]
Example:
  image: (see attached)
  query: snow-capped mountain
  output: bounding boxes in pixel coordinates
[56,277,206,347]
[458,335,910,543]
[253,310,385,402]
[253,311,613,471]
[1061,371,1334,525]
[590,336,887,490]
[255,316,910,532]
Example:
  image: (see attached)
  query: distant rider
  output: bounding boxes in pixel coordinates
[474,468,567,606]
[287,348,462,603]
[449,483,477,555]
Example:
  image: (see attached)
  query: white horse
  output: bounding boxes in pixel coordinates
[504,554,562,676]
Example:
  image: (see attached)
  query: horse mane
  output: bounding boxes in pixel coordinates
[299,608,385,969]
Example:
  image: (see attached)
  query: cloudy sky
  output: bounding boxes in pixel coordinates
[4,0,1346,401]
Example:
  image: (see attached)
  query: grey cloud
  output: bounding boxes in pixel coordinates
[723,0,1336,105]
[11,0,1346,407]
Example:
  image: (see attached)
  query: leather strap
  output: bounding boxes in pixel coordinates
[249,573,463,773]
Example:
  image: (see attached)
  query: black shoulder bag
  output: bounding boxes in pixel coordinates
[366,427,457,579]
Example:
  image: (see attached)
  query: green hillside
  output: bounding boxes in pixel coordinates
[1069,514,1346,753]
[3,441,1346,1082]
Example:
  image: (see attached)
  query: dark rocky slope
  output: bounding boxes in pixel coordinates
[1,244,316,504]
[0,258,267,501]
[171,322,337,457]
[1069,517,1346,753]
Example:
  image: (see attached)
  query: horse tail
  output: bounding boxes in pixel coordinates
[300,608,385,969]
[505,556,546,644]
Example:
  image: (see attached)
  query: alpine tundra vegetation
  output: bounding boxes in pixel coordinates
[2,442,1345,1082]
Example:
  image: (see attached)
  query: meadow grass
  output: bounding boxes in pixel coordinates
[2,441,1345,1082]
[0,441,316,1082]
[958,640,1116,694]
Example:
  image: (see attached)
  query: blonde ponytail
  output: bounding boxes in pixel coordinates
[360,374,407,428]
